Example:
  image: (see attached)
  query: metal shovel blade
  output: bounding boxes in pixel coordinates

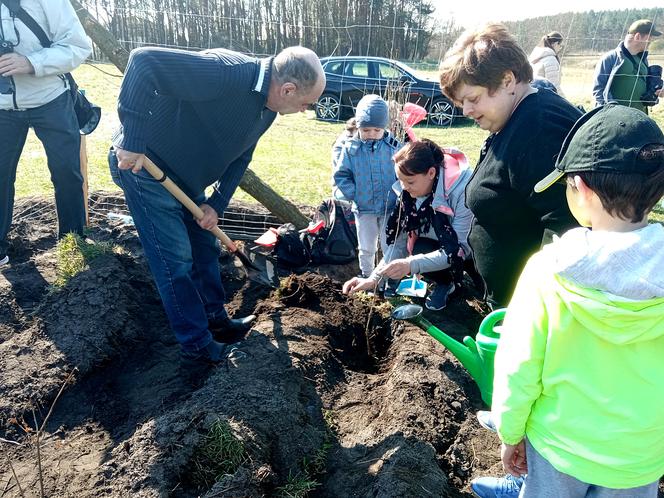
[396,275,427,298]
[238,245,279,288]
[391,304,424,321]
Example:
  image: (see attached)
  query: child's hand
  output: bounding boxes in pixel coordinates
[501,440,527,477]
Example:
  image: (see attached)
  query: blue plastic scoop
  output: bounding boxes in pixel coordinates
[396,274,427,298]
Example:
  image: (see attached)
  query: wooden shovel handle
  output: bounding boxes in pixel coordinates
[141,157,238,252]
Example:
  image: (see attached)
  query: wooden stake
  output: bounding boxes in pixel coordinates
[79,134,89,226]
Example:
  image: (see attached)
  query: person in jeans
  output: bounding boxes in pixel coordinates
[109,45,325,369]
[0,0,92,267]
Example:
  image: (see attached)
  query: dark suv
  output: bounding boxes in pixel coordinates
[316,56,458,126]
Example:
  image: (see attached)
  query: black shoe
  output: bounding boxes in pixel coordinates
[180,340,244,367]
[209,314,256,343]
[180,340,246,382]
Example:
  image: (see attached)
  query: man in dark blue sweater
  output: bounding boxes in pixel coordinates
[108,46,325,370]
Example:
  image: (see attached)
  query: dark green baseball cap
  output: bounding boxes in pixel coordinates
[534,104,664,193]
[627,19,661,37]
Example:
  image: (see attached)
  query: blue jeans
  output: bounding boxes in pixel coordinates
[109,150,228,352]
[521,439,658,497]
[0,91,84,255]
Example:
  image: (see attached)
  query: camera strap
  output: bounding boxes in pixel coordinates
[0,0,51,47]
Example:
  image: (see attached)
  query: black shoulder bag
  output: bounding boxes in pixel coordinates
[0,0,101,134]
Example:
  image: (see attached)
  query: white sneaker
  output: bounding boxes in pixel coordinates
[0,255,8,267]
[476,410,497,433]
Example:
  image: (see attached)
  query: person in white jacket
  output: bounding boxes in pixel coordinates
[0,0,92,266]
[529,32,564,94]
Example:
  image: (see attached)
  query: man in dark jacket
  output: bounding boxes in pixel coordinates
[109,46,325,369]
[593,19,662,113]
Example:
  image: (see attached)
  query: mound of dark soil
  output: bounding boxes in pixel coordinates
[2,195,660,498]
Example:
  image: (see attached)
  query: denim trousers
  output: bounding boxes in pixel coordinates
[521,439,659,498]
[109,150,228,352]
[0,91,84,255]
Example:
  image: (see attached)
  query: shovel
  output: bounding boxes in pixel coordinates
[141,157,278,288]
[396,274,427,298]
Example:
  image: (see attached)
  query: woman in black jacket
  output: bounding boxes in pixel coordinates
[439,23,581,307]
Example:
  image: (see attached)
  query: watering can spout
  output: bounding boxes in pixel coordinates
[422,322,483,385]
[391,304,505,406]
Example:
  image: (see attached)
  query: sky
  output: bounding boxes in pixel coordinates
[439,0,663,29]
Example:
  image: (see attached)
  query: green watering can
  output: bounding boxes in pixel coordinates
[391,304,506,406]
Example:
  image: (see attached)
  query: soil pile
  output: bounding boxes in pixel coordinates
[1,195,661,497]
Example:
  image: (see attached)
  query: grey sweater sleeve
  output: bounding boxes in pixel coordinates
[407,245,449,274]
[450,187,474,258]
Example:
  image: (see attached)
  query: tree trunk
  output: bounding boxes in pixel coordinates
[239,169,309,229]
[70,0,130,72]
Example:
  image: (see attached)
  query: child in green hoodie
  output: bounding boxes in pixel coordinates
[471,104,664,498]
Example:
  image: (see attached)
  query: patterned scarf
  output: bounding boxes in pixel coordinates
[385,171,438,246]
[385,171,464,282]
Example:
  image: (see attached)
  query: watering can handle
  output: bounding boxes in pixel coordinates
[463,335,478,353]
[479,308,507,339]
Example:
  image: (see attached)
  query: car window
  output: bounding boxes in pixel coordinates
[378,63,402,80]
[324,61,344,75]
[346,62,369,77]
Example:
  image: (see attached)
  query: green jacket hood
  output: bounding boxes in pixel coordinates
[542,224,664,345]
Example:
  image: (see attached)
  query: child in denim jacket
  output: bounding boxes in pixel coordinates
[334,94,401,277]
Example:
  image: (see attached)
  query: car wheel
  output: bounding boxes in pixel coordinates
[428,98,456,127]
[315,94,341,121]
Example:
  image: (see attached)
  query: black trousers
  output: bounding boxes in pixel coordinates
[0,91,84,255]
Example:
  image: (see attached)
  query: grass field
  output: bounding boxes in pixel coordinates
[12,57,664,221]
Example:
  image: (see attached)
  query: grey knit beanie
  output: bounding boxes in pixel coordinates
[355,94,389,129]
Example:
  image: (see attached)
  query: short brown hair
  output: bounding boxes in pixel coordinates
[566,145,664,223]
[393,139,444,176]
[439,23,533,102]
